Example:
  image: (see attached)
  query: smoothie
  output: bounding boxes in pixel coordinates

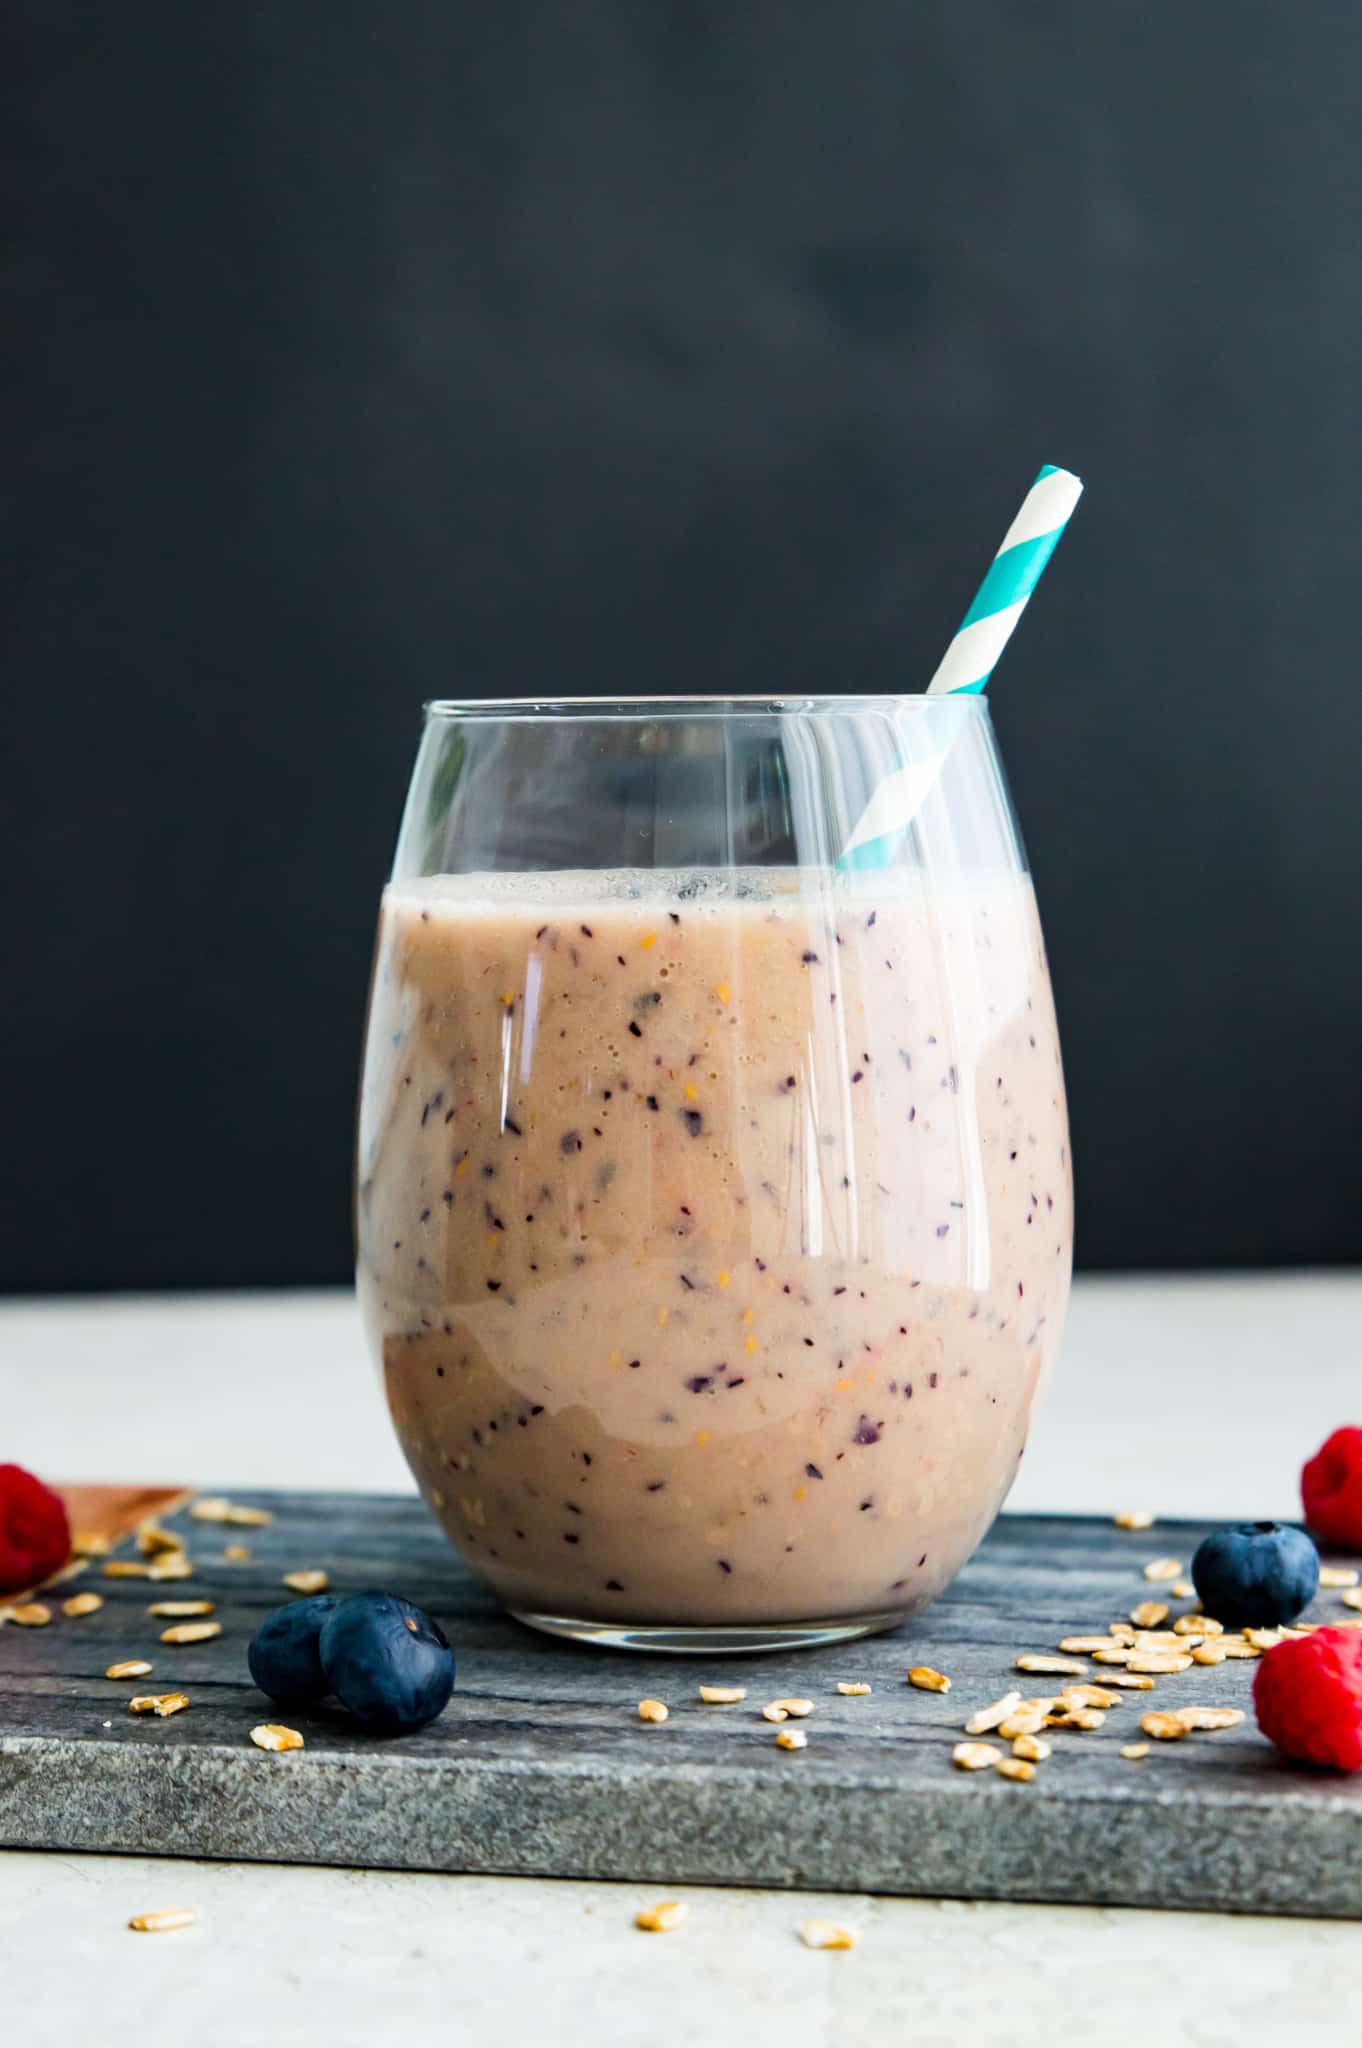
[357,867,1071,1628]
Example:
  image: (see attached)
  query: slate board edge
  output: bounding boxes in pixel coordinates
[3,1735,1358,1920]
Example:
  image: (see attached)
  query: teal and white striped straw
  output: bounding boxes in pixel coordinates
[926,463,1083,695]
[836,463,1082,868]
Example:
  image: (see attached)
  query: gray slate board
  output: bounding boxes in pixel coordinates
[3,1494,1360,1918]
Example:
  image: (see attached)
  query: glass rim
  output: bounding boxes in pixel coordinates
[422,694,992,721]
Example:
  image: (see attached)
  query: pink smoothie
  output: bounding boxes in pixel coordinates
[357,868,1071,1626]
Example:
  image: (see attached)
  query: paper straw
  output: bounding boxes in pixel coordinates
[836,463,1082,868]
[926,464,1083,696]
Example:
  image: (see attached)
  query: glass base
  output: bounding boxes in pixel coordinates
[509,1605,908,1655]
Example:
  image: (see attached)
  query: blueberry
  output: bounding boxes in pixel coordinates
[1191,1521,1320,1628]
[319,1591,455,1734]
[247,1595,338,1707]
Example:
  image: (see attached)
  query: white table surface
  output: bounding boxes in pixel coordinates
[4,1273,1361,2045]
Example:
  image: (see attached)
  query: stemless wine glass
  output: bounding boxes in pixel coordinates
[356,698,1071,1653]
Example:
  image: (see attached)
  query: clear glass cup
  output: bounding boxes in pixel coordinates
[356,697,1072,1652]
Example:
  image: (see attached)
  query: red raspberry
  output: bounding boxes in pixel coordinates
[1253,1627,1362,1771]
[0,1464,71,1593]
[1301,1426,1362,1549]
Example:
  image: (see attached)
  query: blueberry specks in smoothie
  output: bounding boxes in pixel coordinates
[806,1463,823,1479]
[717,1560,732,1574]
[801,950,820,964]
[634,991,662,1010]
[486,1280,501,1293]
[646,1095,660,1111]
[685,1375,712,1393]
[628,1021,643,1037]
[560,1131,583,1154]
[481,1163,495,1179]
[851,1070,864,1084]
[936,1223,950,1238]
[681,1109,703,1137]
[503,1116,522,1136]
[420,1208,431,1223]
[646,1480,666,1492]
[852,1416,882,1445]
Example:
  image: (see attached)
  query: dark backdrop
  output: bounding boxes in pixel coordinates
[6,3,1360,1292]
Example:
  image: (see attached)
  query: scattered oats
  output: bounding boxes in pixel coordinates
[189,1498,232,1523]
[62,1592,104,1618]
[1126,1652,1193,1675]
[762,1703,790,1723]
[106,1659,154,1679]
[1047,1707,1105,1731]
[698,1685,747,1704]
[1141,1711,1190,1741]
[282,1571,329,1595]
[637,1699,669,1724]
[103,1561,153,1579]
[1217,1643,1260,1660]
[9,1604,52,1627]
[1176,1706,1245,1732]
[1016,1696,1062,1715]
[1245,1627,1289,1649]
[1132,1631,1188,1650]
[1015,1655,1086,1676]
[1012,1733,1051,1762]
[1319,1565,1359,1588]
[1120,1742,1151,1761]
[1191,1644,1227,1665]
[1143,1557,1184,1582]
[224,1544,252,1564]
[148,1556,195,1582]
[1170,1580,1196,1599]
[799,1919,858,1951]
[997,1710,1048,1739]
[768,1698,815,1718]
[129,1693,190,1717]
[250,1722,304,1752]
[160,1621,222,1645]
[1088,1671,1155,1690]
[996,1756,1035,1782]
[1091,1647,1133,1666]
[1341,1588,1362,1612]
[137,1524,185,1558]
[149,1600,215,1618]
[1114,1509,1155,1530]
[907,1666,951,1693]
[1062,1683,1123,1710]
[129,1909,198,1934]
[1175,1612,1221,1636]
[836,1682,872,1697]
[224,1505,273,1527]
[71,1530,112,1557]
[635,1900,687,1934]
[953,1741,1003,1771]
[1107,1625,1138,1644]
[1059,1637,1121,1654]
[1130,1601,1169,1629]
[775,1728,808,1751]
[964,1691,1023,1735]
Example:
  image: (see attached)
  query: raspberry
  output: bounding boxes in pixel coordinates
[1253,1627,1362,1771]
[1301,1426,1362,1549]
[0,1464,71,1594]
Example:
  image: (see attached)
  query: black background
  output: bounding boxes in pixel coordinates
[6,4,1360,1292]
